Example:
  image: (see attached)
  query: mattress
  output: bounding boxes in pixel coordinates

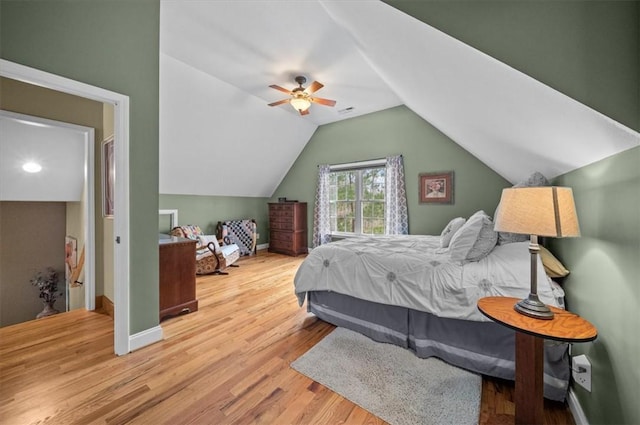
[295,235,563,322]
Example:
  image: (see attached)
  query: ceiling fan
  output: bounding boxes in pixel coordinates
[268,76,336,115]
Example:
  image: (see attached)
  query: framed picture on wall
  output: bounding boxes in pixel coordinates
[102,137,115,217]
[419,171,454,204]
[65,236,77,287]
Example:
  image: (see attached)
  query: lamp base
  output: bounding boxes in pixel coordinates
[514,296,554,320]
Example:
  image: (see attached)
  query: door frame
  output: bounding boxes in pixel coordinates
[1,59,131,355]
[0,109,96,313]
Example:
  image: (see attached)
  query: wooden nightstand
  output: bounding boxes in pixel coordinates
[478,296,597,425]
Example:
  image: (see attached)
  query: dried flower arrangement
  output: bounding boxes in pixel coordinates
[30,267,62,304]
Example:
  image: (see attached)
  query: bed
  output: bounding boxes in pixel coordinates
[294,225,571,401]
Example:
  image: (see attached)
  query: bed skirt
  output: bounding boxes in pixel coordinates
[307,291,570,401]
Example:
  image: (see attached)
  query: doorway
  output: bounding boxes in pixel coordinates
[0,59,131,355]
[0,110,96,324]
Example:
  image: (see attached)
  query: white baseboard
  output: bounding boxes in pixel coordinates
[567,387,589,425]
[128,325,163,352]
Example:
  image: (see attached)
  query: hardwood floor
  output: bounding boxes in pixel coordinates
[0,251,574,424]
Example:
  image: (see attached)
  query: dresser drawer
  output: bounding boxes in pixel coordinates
[268,238,292,251]
[270,220,294,231]
[270,230,293,242]
[269,209,294,220]
[269,203,294,213]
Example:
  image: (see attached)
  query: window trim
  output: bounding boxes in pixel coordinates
[329,158,386,172]
[328,159,386,236]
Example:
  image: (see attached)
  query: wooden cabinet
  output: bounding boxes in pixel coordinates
[159,235,198,321]
[268,202,308,256]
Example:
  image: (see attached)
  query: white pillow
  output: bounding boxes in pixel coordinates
[197,234,220,251]
[448,211,485,261]
[440,217,466,248]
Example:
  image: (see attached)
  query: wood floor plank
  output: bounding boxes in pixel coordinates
[0,251,574,424]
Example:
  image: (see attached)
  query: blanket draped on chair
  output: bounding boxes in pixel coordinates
[218,219,257,256]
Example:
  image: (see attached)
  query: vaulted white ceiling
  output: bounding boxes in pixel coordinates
[160,0,639,197]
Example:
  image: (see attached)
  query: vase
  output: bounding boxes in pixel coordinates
[36,301,59,319]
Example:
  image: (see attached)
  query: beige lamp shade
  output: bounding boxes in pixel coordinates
[494,187,580,237]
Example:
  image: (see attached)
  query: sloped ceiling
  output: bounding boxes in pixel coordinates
[159,0,639,197]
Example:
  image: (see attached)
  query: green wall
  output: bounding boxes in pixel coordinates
[1,0,161,334]
[159,195,269,245]
[552,147,640,425]
[272,105,510,241]
[385,0,640,133]
[3,12,637,423]
[385,2,640,423]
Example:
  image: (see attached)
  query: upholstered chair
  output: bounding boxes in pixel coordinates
[170,225,240,275]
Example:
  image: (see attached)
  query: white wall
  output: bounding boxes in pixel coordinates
[159,53,317,197]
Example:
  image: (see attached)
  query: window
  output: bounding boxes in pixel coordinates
[313,155,406,246]
[329,166,385,235]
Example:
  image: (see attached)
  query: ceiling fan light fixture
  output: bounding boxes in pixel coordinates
[290,97,311,112]
[268,76,334,115]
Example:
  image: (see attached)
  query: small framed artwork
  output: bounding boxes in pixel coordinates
[419,171,454,204]
[102,137,115,217]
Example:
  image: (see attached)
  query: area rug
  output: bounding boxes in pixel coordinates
[290,327,481,425]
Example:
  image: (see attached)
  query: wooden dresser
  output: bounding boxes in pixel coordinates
[268,202,308,256]
[159,235,198,321]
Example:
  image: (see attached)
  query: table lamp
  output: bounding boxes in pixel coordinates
[494,187,580,319]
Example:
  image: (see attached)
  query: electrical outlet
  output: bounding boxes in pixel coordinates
[572,354,592,392]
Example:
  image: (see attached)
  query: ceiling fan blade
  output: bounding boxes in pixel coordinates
[268,99,291,107]
[300,109,310,116]
[305,81,324,94]
[269,84,293,94]
[310,97,336,107]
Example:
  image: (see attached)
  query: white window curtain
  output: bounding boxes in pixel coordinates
[312,164,331,247]
[385,155,409,235]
